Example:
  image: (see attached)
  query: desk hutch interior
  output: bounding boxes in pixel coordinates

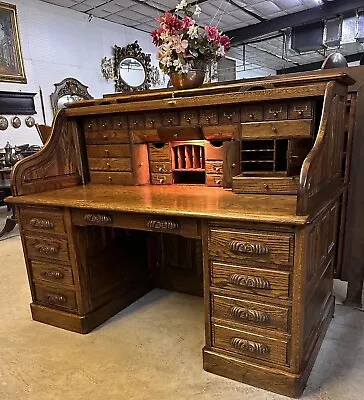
[7,71,356,398]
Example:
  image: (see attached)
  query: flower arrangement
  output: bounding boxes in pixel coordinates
[151,0,231,75]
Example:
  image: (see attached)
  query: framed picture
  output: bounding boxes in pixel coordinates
[0,2,26,83]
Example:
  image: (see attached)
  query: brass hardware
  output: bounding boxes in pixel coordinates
[159,179,165,183]
[232,163,236,168]
[264,184,269,190]
[105,149,109,155]
[272,126,277,132]
[224,112,232,120]
[108,176,112,181]
[273,112,278,117]
[167,100,177,105]
[186,117,191,124]
[134,120,138,126]
[147,220,179,230]
[215,179,222,184]
[42,270,64,280]
[46,294,66,305]
[249,113,255,119]
[102,122,107,128]
[168,118,174,126]
[88,123,92,129]
[118,121,123,127]
[213,165,222,172]
[298,110,303,116]
[228,240,269,255]
[231,337,270,355]
[158,167,165,172]
[149,119,155,126]
[229,273,271,289]
[106,162,111,168]
[174,133,178,138]
[230,306,270,323]
[35,244,59,254]
[103,135,107,140]
[29,218,54,229]
[206,116,211,123]
[85,213,112,224]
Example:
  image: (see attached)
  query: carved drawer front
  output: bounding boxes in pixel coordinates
[88,157,132,172]
[128,113,145,129]
[180,109,199,126]
[200,108,218,125]
[162,111,180,127]
[219,106,241,124]
[264,103,288,120]
[145,112,162,129]
[241,104,264,122]
[206,174,223,187]
[205,141,224,161]
[86,144,131,158]
[34,283,77,312]
[31,261,74,286]
[85,130,129,145]
[112,115,128,130]
[150,161,172,174]
[151,173,172,185]
[211,294,289,332]
[202,125,238,141]
[289,100,313,119]
[212,323,289,366]
[25,236,70,263]
[209,228,294,266]
[241,120,312,140]
[210,261,291,300]
[89,171,133,185]
[19,207,65,234]
[206,161,223,174]
[148,143,170,161]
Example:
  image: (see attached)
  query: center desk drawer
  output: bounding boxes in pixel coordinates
[209,228,294,266]
[24,235,70,263]
[71,210,200,239]
[211,261,291,300]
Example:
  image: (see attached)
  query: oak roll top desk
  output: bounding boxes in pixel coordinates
[7,71,355,397]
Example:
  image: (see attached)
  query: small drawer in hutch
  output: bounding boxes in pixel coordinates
[34,283,78,312]
[151,173,172,185]
[85,130,129,145]
[208,227,294,266]
[212,323,290,366]
[219,106,241,124]
[86,144,131,158]
[206,174,223,187]
[232,176,299,195]
[128,113,145,129]
[162,111,180,127]
[289,100,314,119]
[150,161,172,174]
[211,293,290,332]
[98,116,112,130]
[202,125,238,140]
[264,103,288,120]
[145,112,162,129]
[241,104,264,122]
[88,158,132,172]
[31,261,74,286]
[83,117,99,132]
[205,161,223,174]
[112,115,128,130]
[199,108,218,125]
[24,236,70,263]
[89,171,133,185]
[180,109,199,126]
[241,120,312,140]
[210,261,291,300]
[148,143,170,161]
[19,207,65,234]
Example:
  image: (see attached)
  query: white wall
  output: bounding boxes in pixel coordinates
[0,0,160,147]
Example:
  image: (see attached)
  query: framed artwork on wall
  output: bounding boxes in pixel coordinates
[0,2,26,83]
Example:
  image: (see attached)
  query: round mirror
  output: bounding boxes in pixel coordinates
[119,57,146,88]
[57,94,84,109]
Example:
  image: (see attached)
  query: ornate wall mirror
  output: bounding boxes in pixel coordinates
[113,41,153,92]
[50,77,93,113]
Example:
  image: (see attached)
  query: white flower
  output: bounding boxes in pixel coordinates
[176,0,187,11]
[193,5,201,17]
[188,25,199,39]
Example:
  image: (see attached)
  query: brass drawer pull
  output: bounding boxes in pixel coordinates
[46,294,66,305]
[213,165,222,172]
[42,271,64,279]
[231,337,270,355]
[29,218,54,229]
[35,244,59,255]
[147,220,179,230]
[84,213,112,224]
[228,240,269,255]
[229,273,271,289]
[230,306,270,323]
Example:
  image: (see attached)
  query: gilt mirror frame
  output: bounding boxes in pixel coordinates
[50,77,93,113]
[113,41,152,92]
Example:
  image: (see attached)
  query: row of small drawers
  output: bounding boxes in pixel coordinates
[83,100,314,132]
[208,225,294,366]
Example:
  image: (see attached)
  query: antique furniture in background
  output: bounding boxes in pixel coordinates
[50,77,93,114]
[7,71,354,397]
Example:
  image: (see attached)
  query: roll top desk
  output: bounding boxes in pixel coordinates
[7,71,354,397]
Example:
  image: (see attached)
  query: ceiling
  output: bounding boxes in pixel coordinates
[39,0,364,74]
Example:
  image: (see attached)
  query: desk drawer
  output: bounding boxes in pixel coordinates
[71,210,200,239]
[206,174,223,187]
[203,125,237,141]
[90,171,133,185]
[212,293,289,332]
[25,235,70,263]
[212,323,289,366]
[85,130,129,145]
[34,283,77,312]
[150,161,172,174]
[31,261,74,286]
[209,227,294,266]
[211,261,291,300]
[148,143,170,161]
[19,207,65,234]
[88,158,132,172]
[241,120,312,140]
[86,144,131,158]
[151,173,172,185]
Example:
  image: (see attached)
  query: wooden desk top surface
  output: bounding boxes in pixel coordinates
[7,184,308,225]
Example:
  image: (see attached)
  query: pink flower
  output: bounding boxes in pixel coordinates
[182,16,195,29]
[171,36,188,53]
[205,26,219,42]
[158,11,183,34]
[219,34,231,51]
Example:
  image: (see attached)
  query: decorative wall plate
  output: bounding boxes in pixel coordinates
[11,116,21,128]
[0,115,8,130]
[25,116,35,127]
